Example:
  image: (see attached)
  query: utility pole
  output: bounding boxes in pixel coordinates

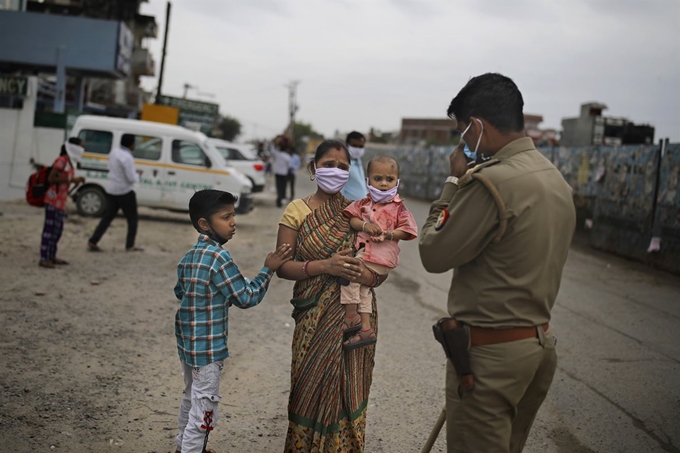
[155,1,171,103]
[285,80,300,140]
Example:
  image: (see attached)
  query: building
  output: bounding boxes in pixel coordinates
[0,0,157,117]
[561,102,654,147]
[399,118,458,145]
[524,114,558,146]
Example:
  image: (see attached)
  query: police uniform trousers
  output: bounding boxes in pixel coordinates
[445,326,557,453]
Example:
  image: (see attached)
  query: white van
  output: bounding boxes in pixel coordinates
[70,116,253,217]
[207,138,266,193]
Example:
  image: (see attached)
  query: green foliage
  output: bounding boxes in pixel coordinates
[292,121,323,154]
[217,115,242,141]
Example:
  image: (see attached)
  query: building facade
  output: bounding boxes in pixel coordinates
[561,102,654,147]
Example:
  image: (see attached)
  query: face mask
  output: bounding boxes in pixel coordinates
[314,164,349,194]
[347,145,365,161]
[206,221,228,245]
[65,141,84,162]
[460,118,484,158]
[366,178,400,203]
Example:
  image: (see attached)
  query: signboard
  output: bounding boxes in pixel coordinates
[0,75,28,97]
[156,95,219,134]
[141,103,180,125]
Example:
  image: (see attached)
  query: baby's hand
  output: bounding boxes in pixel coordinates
[265,244,293,271]
[364,223,383,237]
[371,233,386,243]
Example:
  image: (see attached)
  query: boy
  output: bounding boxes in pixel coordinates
[342,156,418,350]
[174,189,291,453]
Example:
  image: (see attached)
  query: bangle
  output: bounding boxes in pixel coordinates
[301,261,310,278]
[389,230,394,241]
[362,221,367,232]
[369,270,379,288]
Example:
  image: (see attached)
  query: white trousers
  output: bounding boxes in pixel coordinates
[176,360,224,453]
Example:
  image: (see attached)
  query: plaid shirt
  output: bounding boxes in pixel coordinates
[174,234,273,367]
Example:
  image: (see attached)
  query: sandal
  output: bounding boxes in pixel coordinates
[53,258,69,265]
[39,260,55,269]
[342,314,362,337]
[87,242,103,252]
[343,327,377,351]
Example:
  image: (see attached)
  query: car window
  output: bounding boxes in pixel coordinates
[132,135,162,161]
[78,129,113,155]
[172,140,211,167]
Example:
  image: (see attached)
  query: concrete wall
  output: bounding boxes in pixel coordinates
[365,141,680,274]
[0,77,65,200]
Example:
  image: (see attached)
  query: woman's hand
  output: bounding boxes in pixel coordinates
[325,249,362,280]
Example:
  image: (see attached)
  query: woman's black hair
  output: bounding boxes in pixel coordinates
[188,189,238,233]
[61,137,83,156]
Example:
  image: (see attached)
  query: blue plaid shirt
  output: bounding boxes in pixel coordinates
[174,234,273,367]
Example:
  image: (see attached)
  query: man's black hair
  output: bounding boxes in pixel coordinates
[367,155,400,178]
[447,73,524,133]
[345,131,366,144]
[189,189,238,233]
[121,134,136,148]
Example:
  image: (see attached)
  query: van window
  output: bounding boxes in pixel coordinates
[132,135,162,161]
[78,129,113,155]
[216,146,248,161]
[172,140,211,167]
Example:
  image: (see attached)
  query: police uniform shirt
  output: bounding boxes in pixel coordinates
[419,137,576,328]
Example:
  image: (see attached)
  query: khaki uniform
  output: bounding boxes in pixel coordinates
[419,137,575,453]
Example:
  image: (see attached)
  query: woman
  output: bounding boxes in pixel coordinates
[39,138,85,268]
[276,140,387,452]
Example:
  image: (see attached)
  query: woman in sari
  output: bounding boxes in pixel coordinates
[276,140,387,452]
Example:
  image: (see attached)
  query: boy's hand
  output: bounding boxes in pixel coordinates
[371,233,386,243]
[364,223,383,237]
[265,243,293,271]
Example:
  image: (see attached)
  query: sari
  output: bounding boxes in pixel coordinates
[284,193,377,453]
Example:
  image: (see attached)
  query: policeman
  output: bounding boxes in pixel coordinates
[419,73,576,453]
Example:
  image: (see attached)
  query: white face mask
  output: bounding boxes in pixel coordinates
[65,142,85,162]
[347,145,365,161]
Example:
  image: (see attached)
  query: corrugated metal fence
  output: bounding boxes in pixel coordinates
[364,141,680,274]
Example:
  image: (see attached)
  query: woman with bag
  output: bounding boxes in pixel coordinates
[39,138,85,268]
[276,140,387,452]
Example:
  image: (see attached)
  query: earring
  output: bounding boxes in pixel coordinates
[310,174,315,181]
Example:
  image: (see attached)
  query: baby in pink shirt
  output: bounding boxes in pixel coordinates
[342,155,418,350]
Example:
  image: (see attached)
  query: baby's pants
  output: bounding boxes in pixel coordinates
[340,249,391,314]
[176,360,223,453]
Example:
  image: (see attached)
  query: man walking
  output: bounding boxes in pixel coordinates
[419,73,576,453]
[341,131,367,201]
[87,134,143,252]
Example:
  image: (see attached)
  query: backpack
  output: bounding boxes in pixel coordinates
[26,165,52,207]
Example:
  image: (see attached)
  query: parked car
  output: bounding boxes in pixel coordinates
[207,139,266,193]
[70,116,254,217]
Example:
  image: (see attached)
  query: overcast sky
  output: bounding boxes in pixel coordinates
[139,0,680,143]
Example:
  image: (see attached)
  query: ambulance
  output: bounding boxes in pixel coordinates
[70,116,253,216]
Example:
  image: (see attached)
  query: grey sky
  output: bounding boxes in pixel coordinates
[139,0,680,142]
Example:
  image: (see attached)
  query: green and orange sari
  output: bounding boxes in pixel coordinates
[284,193,377,453]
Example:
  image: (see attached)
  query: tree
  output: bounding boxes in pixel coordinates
[217,115,242,141]
[291,121,324,154]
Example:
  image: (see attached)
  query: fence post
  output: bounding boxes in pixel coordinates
[648,139,666,245]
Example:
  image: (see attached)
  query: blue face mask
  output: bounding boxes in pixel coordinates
[463,144,476,161]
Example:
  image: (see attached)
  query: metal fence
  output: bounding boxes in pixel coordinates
[365,141,680,274]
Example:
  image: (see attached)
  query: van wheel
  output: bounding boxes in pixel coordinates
[76,187,107,217]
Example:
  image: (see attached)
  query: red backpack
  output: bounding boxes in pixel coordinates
[26,165,52,207]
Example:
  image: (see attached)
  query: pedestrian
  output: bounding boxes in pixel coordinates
[341,155,418,349]
[270,134,292,207]
[287,148,300,201]
[276,140,387,452]
[340,131,367,201]
[419,73,576,453]
[39,138,86,268]
[87,134,143,252]
[173,189,292,453]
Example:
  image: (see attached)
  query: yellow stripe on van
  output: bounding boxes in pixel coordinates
[82,152,231,176]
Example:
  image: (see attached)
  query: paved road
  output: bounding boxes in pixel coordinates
[291,173,680,453]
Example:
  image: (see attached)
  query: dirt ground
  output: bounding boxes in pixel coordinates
[0,192,304,453]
